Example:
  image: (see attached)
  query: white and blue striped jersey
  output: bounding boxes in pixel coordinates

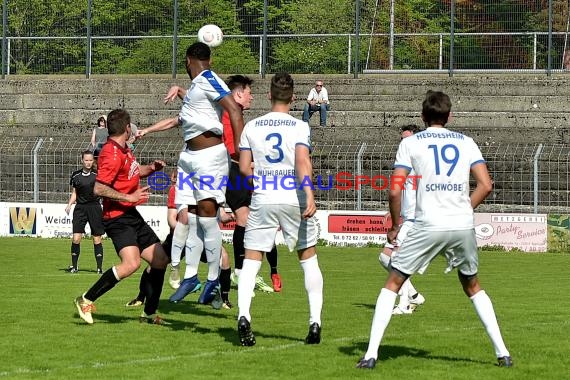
[178,70,231,142]
[239,112,311,206]
[394,126,485,230]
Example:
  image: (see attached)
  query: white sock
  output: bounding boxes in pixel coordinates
[470,290,510,358]
[171,222,189,267]
[397,280,411,309]
[237,258,261,322]
[183,213,202,279]
[198,216,222,281]
[379,253,391,272]
[407,280,418,300]
[364,288,398,360]
[300,255,323,326]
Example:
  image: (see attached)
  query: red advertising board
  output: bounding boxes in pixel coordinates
[327,214,394,234]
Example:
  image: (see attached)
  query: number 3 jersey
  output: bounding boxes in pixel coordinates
[394,126,485,231]
[239,112,311,206]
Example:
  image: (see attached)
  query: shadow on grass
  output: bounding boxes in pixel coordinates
[340,342,487,365]
[216,326,307,347]
[352,302,376,310]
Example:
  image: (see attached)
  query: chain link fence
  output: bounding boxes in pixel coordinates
[1,0,569,76]
[1,136,569,215]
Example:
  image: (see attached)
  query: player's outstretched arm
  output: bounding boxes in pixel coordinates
[295,145,316,219]
[137,117,179,139]
[470,162,493,209]
[94,182,150,204]
[139,160,166,178]
[163,86,187,104]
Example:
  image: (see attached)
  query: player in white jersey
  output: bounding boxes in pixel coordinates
[137,42,244,305]
[380,125,425,315]
[357,90,512,369]
[236,72,323,347]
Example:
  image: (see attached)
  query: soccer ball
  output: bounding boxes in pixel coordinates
[197,24,223,48]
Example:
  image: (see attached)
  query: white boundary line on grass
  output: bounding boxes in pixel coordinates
[1,320,567,377]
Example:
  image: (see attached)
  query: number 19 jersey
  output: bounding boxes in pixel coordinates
[239,112,311,206]
[394,126,485,231]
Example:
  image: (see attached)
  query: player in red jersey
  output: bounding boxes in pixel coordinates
[222,75,282,293]
[73,109,170,325]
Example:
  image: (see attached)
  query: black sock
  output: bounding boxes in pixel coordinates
[220,268,231,302]
[94,243,103,270]
[233,225,246,270]
[71,243,80,269]
[84,268,120,302]
[143,267,166,316]
[137,268,150,303]
[267,245,278,275]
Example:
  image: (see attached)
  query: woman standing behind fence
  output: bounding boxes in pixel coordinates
[90,115,108,159]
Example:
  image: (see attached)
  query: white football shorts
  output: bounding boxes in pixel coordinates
[244,203,318,253]
[391,227,479,276]
[176,143,230,205]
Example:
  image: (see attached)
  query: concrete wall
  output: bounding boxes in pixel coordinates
[0,75,569,145]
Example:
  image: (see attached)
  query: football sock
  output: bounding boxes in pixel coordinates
[300,255,323,326]
[267,245,278,275]
[470,290,510,357]
[171,222,190,267]
[93,243,103,270]
[71,243,80,269]
[233,225,246,270]
[407,281,418,300]
[397,280,411,309]
[237,258,261,322]
[199,216,222,281]
[220,267,231,302]
[136,268,150,303]
[183,213,203,279]
[364,288,397,360]
[144,267,166,316]
[84,266,121,302]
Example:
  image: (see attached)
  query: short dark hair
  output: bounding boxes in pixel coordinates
[82,150,94,159]
[106,109,131,137]
[270,72,294,104]
[97,116,106,126]
[422,90,451,126]
[400,124,420,134]
[186,42,211,61]
[226,75,253,92]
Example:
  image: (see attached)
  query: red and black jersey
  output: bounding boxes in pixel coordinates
[96,139,145,220]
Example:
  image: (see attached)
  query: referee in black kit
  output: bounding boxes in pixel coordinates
[65,150,105,274]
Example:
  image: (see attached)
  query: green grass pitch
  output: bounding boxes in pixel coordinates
[0,237,568,379]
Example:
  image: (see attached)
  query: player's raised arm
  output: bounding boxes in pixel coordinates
[164,85,187,104]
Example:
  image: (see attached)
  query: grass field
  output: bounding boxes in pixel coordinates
[0,237,569,379]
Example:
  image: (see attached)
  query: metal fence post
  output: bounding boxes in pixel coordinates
[2,0,7,79]
[356,143,367,210]
[354,0,360,78]
[86,0,92,78]
[171,0,179,79]
[33,138,44,203]
[547,0,552,76]
[533,143,543,214]
[449,0,455,77]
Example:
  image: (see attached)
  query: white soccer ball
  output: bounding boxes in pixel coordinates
[197,24,223,48]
